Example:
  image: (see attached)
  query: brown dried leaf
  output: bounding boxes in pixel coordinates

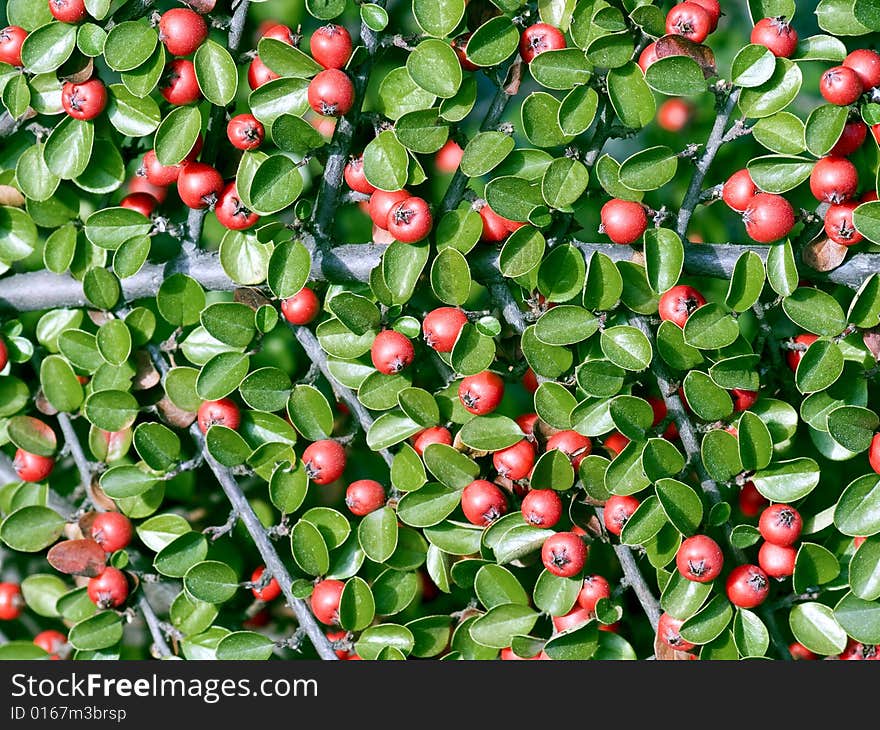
[234,287,270,311]
[59,57,94,84]
[655,34,717,78]
[185,0,215,12]
[503,57,523,96]
[802,236,848,273]
[34,391,58,416]
[47,538,107,577]
[157,396,196,429]
[87,310,111,326]
[863,331,880,361]
[132,350,160,391]
[654,632,697,661]
[0,185,25,207]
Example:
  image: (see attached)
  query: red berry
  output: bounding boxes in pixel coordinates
[657,98,693,132]
[61,78,106,121]
[786,333,819,371]
[552,606,593,633]
[160,59,200,105]
[0,583,24,620]
[604,431,630,457]
[227,114,264,151]
[120,193,157,218]
[141,149,180,186]
[368,189,410,229]
[577,575,611,613]
[345,479,386,516]
[647,396,678,439]
[855,536,867,549]
[600,199,648,244]
[521,489,563,528]
[308,69,354,117]
[830,120,868,157]
[344,156,376,195]
[411,426,452,456]
[90,512,133,553]
[479,204,521,242]
[128,175,167,203]
[248,55,279,89]
[302,439,346,485]
[665,2,712,43]
[522,368,539,394]
[689,0,720,29]
[177,162,223,209]
[311,579,344,624]
[789,641,817,660]
[731,388,759,412]
[519,23,566,64]
[637,42,659,73]
[546,430,592,469]
[722,169,758,212]
[197,398,241,434]
[869,433,880,474]
[310,24,352,70]
[49,0,87,23]
[370,329,414,374]
[758,541,796,578]
[758,504,802,546]
[541,532,587,578]
[739,480,768,517]
[0,337,7,372]
[494,440,535,481]
[820,66,864,106]
[387,196,432,243]
[676,535,724,583]
[810,156,859,203]
[658,612,696,651]
[0,26,27,66]
[824,201,863,246]
[839,638,880,660]
[843,49,880,90]
[33,630,66,658]
[435,140,464,173]
[215,182,259,231]
[750,17,798,58]
[251,566,282,601]
[326,629,352,659]
[459,371,505,415]
[451,34,479,71]
[261,23,294,45]
[87,567,129,609]
[658,284,706,328]
[603,495,639,537]
[500,646,546,660]
[461,479,507,526]
[13,449,54,483]
[743,193,795,242]
[281,288,321,325]
[158,8,208,57]
[423,307,467,353]
[725,564,770,608]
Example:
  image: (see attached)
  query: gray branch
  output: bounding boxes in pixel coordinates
[56,413,104,512]
[137,594,173,658]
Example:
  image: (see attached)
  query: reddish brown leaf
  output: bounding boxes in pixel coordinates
[132,350,160,391]
[59,57,94,84]
[503,57,523,96]
[34,391,58,416]
[655,35,717,78]
[654,632,696,661]
[87,310,111,326]
[0,185,25,207]
[156,396,196,429]
[864,331,880,361]
[234,287,271,311]
[47,539,107,577]
[802,236,848,273]
[185,0,215,12]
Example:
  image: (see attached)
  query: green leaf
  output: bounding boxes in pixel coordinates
[43,117,93,180]
[752,112,806,154]
[683,303,740,350]
[469,604,538,649]
[68,612,123,652]
[731,44,776,88]
[795,339,844,394]
[789,602,847,656]
[834,592,880,645]
[103,20,157,72]
[783,288,847,337]
[733,609,770,658]
[83,390,139,432]
[407,39,462,98]
[850,538,880,601]
[465,16,518,67]
[363,129,410,192]
[793,542,840,594]
[607,62,655,129]
[645,55,707,96]
[397,483,462,528]
[339,576,375,631]
[543,621,599,660]
[835,474,880,536]
[752,458,821,502]
[738,58,803,118]
[21,21,76,74]
[600,326,652,371]
[413,0,464,36]
[618,146,678,192]
[184,561,239,604]
[530,48,592,90]
[216,631,275,661]
[655,478,703,536]
[194,39,238,105]
[39,355,83,412]
[474,564,529,609]
[359,506,399,564]
[0,506,65,552]
[680,595,733,645]
[430,248,470,305]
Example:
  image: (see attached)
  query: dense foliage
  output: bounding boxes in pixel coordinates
[1,0,880,661]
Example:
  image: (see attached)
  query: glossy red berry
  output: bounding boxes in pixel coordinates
[519,23,566,64]
[824,201,863,245]
[603,495,640,537]
[844,49,880,90]
[160,59,200,104]
[810,156,858,203]
[227,114,264,151]
[310,24,352,69]
[120,193,157,217]
[451,34,479,71]
[676,535,724,583]
[311,579,344,624]
[689,0,720,29]
[820,65,864,106]
[648,396,678,439]
[546,430,592,469]
[739,480,768,517]
[479,204,521,242]
[665,2,712,43]
[61,78,107,120]
[493,440,535,481]
[248,55,279,89]
[344,156,376,195]
[435,139,464,173]
[759,504,802,546]
[177,162,223,209]
[604,431,630,457]
[411,426,452,456]
[326,630,352,659]
[758,541,796,578]
[87,567,129,609]
[423,307,467,353]
[33,630,66,658]
[0,583,23,620]
[459,371,505,415]
[0,337,7,372]
[215,182,259,230]
[387,196,432,243]
[552,606,593,633]
[90,512,133,553]
[577,575,611,613]
[197,398,241,434]
[0,26,27,66]
[869,433,880,474]
[302,439,346,485]
[786,333,819,371]
[370,330,415,374]
[830,120,868,157]
[521,489,563,528]
[743,193,795,242]
[49,0,87,23]
[345,479,386,516]
[13,449,54,483]
[658,612,695,651]
[731,388,759,412]
[158,8,208,57]
[839,638,880,660]
[308,69,354,117]
[726,564,770,608]
[637,42,659,73]
[789,641,817,660]
[368,189,409,229]
[600,199,648,244]
[722,169,758,212]
[750,17,798,57]
[658,284,706,328]
[541,532,587,578]
[522,368,539,394]
[281,288,320,325]
[657,98,693,132]
[461,479,507,526]
[141,149,179,186]
[250,566,281,601]
[261,23,294,45]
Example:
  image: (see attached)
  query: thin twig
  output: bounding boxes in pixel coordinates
[137,594,173,658]
[56,413,105,512]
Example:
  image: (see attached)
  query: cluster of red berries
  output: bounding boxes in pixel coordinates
[638,0,721,73]
[345,163,434,243]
